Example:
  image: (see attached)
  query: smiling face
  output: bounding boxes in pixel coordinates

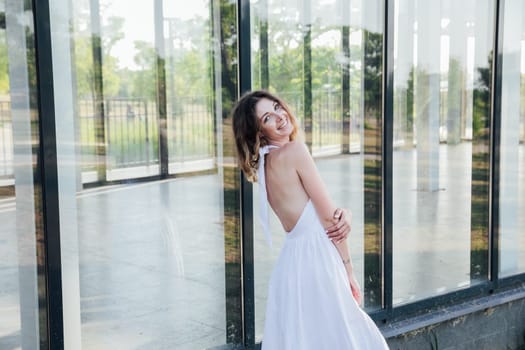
[255,97,294,146]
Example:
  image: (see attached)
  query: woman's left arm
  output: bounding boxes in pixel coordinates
[291,141,338,228]
[292,141,361,304]
[327,208,352,243]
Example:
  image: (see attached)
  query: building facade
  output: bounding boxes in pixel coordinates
[0,0,524,349]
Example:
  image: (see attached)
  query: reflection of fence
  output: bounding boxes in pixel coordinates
[0,101,12,178]
[313,91,343,150]
[276,90,345,152]
[79,96,215,174]
[79,98,158,171]
[1,90,350,187]
[167,95,214,162]
[105,98,158,169]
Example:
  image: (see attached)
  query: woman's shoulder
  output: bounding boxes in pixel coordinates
[280,140,308,155]
[277,141,310,165]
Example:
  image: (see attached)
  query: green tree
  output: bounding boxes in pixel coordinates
[129,40,157,100]
[218,0,238,119]
[0,32,8,94]
[472,52,492,140]
[72,15,123,99]
[363,30,382,119]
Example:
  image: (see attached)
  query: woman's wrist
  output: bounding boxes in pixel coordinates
[342,258,354,272]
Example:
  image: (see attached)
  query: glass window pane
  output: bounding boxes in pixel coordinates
[0,1,45,348]
[392,0,494,304]
[498,0,525,278]
[252,0,384,341]
[50,0,241,348]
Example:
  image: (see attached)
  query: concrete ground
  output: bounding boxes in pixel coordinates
[0,144,524,349]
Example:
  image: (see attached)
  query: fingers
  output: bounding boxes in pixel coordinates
[326,207,352,243]
[326,224,349,242]
[326,220,351,243]
[333,208,344,221]
[326,220,346,235]
[326,208,347,232]
[327,226,350,243]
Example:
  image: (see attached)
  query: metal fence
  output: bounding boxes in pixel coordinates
[312,90,343,151]
[167,95,214,163]
[0,90,347,186]
[276,90,345,152]
[79,96,215,173]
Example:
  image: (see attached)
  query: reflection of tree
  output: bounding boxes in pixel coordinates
[252,5,365,113]
[218,0,237,119]
[470,51,492,280]
[73,15,122,99]
[447,58,462,144]
[363,30,382,120]
[0,31,9,94]
[472,52,492,140]
[223,164,242,344]
[129,40,157,100]
[362,30,383,309]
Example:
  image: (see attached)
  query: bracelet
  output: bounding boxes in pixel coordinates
[342,258,351,265]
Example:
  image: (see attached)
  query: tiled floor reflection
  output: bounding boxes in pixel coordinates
[0,144,524,349]
[77,175,226,350]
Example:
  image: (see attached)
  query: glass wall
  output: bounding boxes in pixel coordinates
[2,0,525,348]
[48,0,241,348]
[499,0,525,278]
[251,0,384,341]
[0,1,46,349]
[392,0,494,304]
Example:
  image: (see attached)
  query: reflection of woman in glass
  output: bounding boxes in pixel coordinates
[232,90,389,349]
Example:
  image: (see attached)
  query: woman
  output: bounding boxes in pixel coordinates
[232,90,389,349]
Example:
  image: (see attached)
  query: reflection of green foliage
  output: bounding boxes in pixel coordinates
[447,58,463,143]
[218,0,238,119]
[0,32,9,94]
[26,30,38,109]
[407,67,414,127]
[472,52,492,140]
[470,53,492,280]
[73,36,121,98]
[129,40,157,100]
[363,30,382,119]
[172,50,211,99]
[361,31,383,307]
[223,166,241,263]
[470,152,490,278]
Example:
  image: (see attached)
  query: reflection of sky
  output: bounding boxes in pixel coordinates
[103,0,207,70]
[90,0,525,73]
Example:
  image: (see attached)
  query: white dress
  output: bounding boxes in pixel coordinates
[258,147,389,350]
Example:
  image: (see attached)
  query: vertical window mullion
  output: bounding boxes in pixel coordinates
[489,0,504,287]
[383,0,394,314]
[32,0,64,348]
[154,0,169,178]
[237,0,255,347]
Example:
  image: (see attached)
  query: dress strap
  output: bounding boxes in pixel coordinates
[258,144,279,247]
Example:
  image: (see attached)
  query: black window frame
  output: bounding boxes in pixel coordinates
[29,0,525,348]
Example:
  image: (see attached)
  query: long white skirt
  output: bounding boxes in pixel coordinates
[261,200,389,350]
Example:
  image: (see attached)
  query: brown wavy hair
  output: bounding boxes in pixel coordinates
[231,90,300,182]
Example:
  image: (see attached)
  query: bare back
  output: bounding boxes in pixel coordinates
[264,142,310,232]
